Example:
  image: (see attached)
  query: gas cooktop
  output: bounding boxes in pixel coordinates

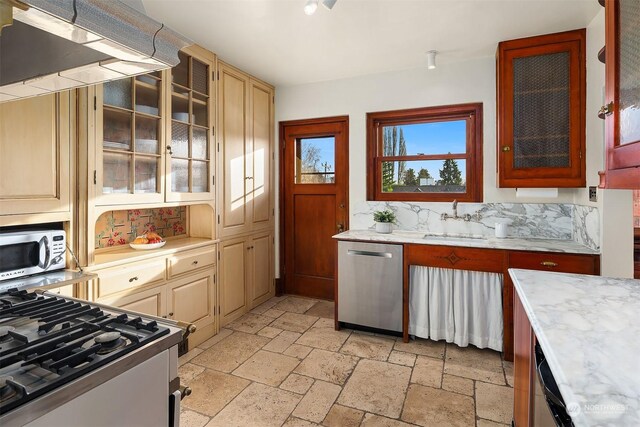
[0,288,170,414]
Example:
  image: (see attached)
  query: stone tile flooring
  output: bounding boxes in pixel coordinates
[179,295,514,427]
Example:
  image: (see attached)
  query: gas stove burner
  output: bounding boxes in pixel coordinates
[95,331,127,355]
[0,376,18,403]
[0,326,15,343]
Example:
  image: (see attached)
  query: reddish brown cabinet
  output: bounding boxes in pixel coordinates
[599,0,640,188]
[497,30,586,188]
[513,290,535,427]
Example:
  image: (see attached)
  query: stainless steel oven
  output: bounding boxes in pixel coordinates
[0,230,66,281]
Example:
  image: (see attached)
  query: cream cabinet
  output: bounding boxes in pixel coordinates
[218,62,274,238]
[219,232,274,326]
[89,244,218,349]
[0,92,72,224]
[91,45,216,207]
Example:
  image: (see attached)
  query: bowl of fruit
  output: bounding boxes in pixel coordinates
[129,232,166,250]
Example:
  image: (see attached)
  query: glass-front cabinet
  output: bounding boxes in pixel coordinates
[95,46,216,205]
[166,48,215,202]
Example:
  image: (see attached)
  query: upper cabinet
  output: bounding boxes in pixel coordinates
[218,62,274,238]
[497,29,586,188]
[0,92,73,224]
[93,45,216,206]
[599,0,640,189]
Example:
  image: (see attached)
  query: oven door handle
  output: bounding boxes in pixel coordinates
[169,389,181,427]
[38,236,51,270]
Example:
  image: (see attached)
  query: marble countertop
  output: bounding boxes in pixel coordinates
[333,230,599,254]
[510,269,640,427]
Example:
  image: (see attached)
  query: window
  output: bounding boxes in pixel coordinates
[366,103,483,202]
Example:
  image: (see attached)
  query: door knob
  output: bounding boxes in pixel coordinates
[598,102,614,119]
[501,146,510,152]
[337,223,344,233]
[166,145,173,155]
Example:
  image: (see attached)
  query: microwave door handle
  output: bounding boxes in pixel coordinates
[38,236,51,270]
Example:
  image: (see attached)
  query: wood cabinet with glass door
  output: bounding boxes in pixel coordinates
[497,29,586,188]
[96,72,165,205]
[599,0,640,188]
[166,46,216,202]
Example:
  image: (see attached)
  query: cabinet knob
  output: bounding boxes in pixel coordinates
[598,102,614,119]
[540,261,558,267]
[168,312,174,317]
[501,146,511,152]
[192,260,199,265]
[166,145,173,155]
[129,276,138,282]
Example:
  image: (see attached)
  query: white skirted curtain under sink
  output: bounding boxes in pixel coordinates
[409,266,503,352]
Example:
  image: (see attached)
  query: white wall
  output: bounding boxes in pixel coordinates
[275,11,634,278]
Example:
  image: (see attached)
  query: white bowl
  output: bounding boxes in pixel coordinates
[129,241,166,250]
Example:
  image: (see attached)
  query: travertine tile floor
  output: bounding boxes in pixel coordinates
[178,295,514,427]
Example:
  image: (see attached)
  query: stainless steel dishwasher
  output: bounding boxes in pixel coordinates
[338,241,403,332]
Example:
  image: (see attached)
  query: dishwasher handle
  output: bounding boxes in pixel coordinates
[347,249,393,258]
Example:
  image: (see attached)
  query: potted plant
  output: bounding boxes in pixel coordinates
[373,209,396,234]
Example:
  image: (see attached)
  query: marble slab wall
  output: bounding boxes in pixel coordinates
[351,201,600,250]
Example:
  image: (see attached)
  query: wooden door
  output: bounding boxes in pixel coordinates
[0,92,72,219]
[219,236,248,325]
[248,232,274,308]
[218,63,250,237]
[281,116,349,300]
[249,79,274,231]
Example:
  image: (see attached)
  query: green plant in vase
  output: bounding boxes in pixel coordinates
[373,209,396,234]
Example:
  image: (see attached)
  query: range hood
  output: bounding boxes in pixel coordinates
[0,0,192,103]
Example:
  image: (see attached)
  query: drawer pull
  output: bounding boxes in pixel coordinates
[168,312,174,317]
[192,260,199,265]
[129,276,139,282]
[540,261,558,267]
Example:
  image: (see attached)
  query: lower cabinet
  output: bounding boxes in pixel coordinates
[99,285,167,318]
[219,232,274,326]
[167,273,216,332]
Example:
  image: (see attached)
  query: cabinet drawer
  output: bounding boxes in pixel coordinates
[167,247,216,279]
[95,259,166,299]
[407,244,504,273]
[508,251,598,275]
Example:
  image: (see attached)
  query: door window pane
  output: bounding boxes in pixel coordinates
[193,101,208,127]
[135,116,159,154]
[172,51,189,87]
[104,79,132,109]
[171,121,189,158]
[135,82,159,116]
[192,59,209,94]
[134,157,158,193]
[295,137,335,183]
[192,127,208,159]
[171,159,189,192]
[619,0,640,145]
[172,95,190,122]
[380,160,466,193]
[382,121,466,156]
[192,160,208,192]
[103,152,131,193]
[103,108,131,150]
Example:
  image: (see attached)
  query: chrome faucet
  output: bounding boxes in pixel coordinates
[452,199,458,218]
[440,199,481,222]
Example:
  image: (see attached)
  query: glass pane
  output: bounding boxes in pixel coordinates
[135,116,159,154]
[136,74,158,86]
[171,94,190,122]
[171,158,189,192]
[193,92,207,103]
[619,0,640,145]
[172,51,189,87]
[192,160,208,192]
[173,84,189,97]
[380,160,466,193]
[103,108,132,150]
[171,121,189,158]
[382,121,466,156]
[192,59,208,94]
[134,156,158,193]
[103,152,131,193]
[192,127,208,159]
[193,100,208,127]
[295,137,335,184]
[513,52,570,168]
[135,81,159,116]
[103,78,132,109]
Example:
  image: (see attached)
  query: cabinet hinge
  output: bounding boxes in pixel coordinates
[282,140,285,150]
[272,95,275,104]
[212,71,215,81]
[217,251,220,260]
[93,96,97,111]
[217,143,220,153]
[213,274,216,284]
[212,175,215,186]
[217,70,220,80]
[93,170,97,185]
[579,150,582,159]
[272,208,275,216]
[212,126,215,136]
[217,214,220,224]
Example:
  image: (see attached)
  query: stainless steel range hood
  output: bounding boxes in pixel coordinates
[0,0,192,103]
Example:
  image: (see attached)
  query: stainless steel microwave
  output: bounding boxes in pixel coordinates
[0,230,66,281]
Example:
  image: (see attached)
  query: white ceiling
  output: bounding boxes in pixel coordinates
[142,0,601,87]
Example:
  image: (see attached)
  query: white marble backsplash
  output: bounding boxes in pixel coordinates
[351,201,600,250]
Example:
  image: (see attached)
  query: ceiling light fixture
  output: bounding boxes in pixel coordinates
[304,0,318,15]
[322,0,337,10]
[427,50,437,70]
